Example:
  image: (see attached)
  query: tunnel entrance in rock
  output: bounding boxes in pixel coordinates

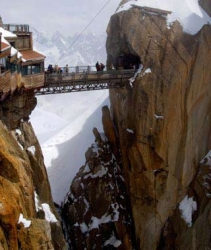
[115,54,141,70]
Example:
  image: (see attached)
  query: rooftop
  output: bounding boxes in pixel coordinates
[21,50,45,62]
[1,41,10,52]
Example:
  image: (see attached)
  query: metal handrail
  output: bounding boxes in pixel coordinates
[45,69,136,81]
[45,65,108,74]
[45,65,137,74]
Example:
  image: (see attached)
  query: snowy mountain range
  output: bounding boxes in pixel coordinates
[32,27,107,68]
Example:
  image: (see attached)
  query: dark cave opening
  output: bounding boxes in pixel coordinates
[114,54,141,70]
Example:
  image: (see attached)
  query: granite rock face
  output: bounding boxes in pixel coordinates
[0,89,36,130]
[0,92,67,249]
[106,4,211,250]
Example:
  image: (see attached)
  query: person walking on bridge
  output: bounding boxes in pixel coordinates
[100,63,105,71]
[65,64,69,76]
[95,61,100,72]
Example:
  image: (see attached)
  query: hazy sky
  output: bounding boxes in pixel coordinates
[1,0,120,36]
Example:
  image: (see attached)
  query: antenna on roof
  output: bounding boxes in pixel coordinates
[0,16,3,28]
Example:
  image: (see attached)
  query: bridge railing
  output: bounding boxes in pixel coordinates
[45,65,109,74]
[65,65,96,73]
[44,68,136,84]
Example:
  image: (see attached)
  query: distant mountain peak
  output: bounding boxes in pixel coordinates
[33,28,107,67]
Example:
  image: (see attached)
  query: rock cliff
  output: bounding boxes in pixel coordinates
[0,91,66,249]
[105,2,211,250]
[199,0,211,17]
[61,2,211,249]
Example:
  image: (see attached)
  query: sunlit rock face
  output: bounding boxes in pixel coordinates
[0,90,36,130]
[106,3,211,250]
[0,93,66,249]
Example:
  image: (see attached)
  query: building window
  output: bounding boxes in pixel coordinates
[0,57,6,74]
[10,63,18,73]
[22,63,43,76]
[0,57,6,66]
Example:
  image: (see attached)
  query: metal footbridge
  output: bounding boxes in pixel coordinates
[34,68,136,95]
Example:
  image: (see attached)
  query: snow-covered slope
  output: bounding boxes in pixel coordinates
[31,91,109,204]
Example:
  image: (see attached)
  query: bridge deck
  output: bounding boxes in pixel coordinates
[34,69,136,95]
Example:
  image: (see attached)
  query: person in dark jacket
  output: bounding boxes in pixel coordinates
[100,63,105,71]
[65,64,69,76]
[95,61,100,71]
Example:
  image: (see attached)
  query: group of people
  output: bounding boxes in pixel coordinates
[46,62,106,75]
[46,64,63,74]
[95,61,105,71]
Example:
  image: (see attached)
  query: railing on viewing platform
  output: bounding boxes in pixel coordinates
[3,24,30,33]
[46,65,108,74]
[46,65,138,75]
[44,68,134,86]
